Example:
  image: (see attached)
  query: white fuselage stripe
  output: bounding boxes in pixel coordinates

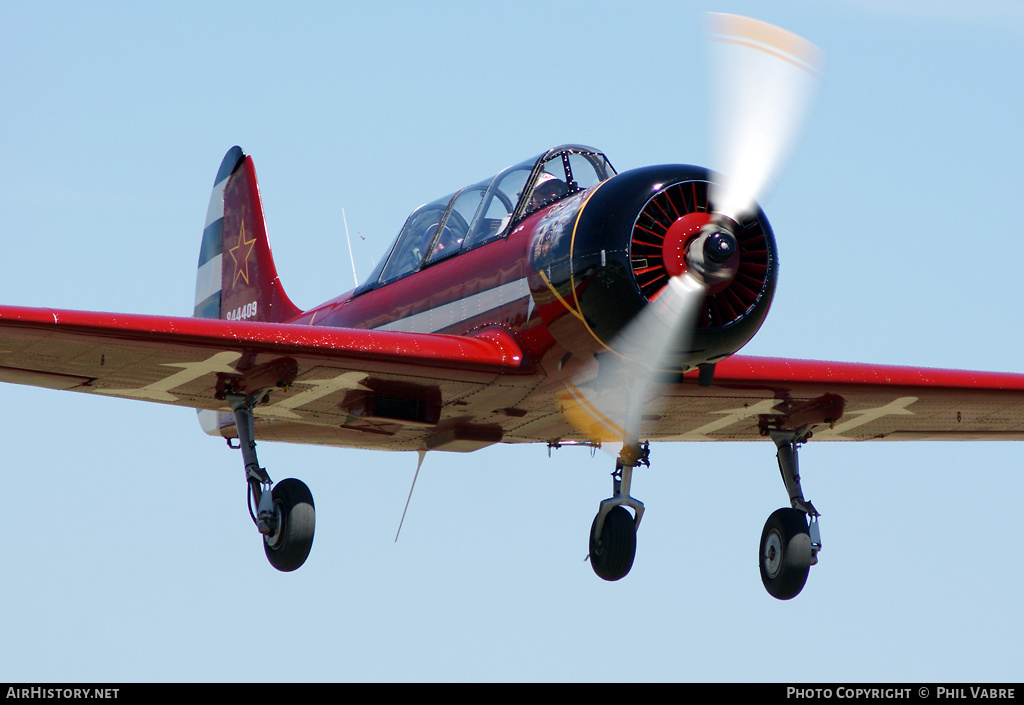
[373,278,530,333]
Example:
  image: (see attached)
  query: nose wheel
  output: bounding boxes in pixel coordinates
[589,506,636,581]
[588,443,646,581]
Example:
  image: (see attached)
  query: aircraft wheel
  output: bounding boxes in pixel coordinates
[759,507,812,600]
[589,506,636,581]
[263,478,315,572]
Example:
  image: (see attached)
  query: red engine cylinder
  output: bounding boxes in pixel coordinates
[526,164,778,371]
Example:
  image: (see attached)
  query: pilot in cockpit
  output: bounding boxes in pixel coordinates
[428,222,461,259]
[528,172,569,212]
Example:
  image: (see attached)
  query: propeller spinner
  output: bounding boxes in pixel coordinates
[560,13,822,458]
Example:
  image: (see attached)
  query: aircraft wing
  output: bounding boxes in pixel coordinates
[0,305,532,449]
[5,304,1024,448]
[632,355,1024,442]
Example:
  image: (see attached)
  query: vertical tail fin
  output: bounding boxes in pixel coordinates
[194,146,301,323]
[196,147,301,436]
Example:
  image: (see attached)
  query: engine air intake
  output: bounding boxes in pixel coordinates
[630,181,773,328]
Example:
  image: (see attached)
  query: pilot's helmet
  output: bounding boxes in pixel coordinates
[530,172,568,208]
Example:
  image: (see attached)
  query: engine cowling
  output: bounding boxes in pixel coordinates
[526,164,778,371]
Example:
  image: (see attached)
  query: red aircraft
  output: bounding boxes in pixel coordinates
[4,16,1024,600]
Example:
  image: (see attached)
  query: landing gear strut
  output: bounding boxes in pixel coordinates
[759,430,822,600]
[227,393,315,572]
[588,442,647,581]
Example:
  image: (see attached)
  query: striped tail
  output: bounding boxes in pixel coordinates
[196,147,301,436]
[194,146,301,323]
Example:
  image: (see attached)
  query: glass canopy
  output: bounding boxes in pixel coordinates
[356,145,615,292]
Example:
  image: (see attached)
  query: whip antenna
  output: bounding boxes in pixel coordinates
[342,208,359,287]
[395,450,427,542]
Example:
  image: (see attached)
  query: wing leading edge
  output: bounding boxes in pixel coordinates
[635,355,1024,442]
[0,305,531,450]
[5,304,1024,447]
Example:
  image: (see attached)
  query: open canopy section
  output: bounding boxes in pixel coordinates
[357,145,616,292]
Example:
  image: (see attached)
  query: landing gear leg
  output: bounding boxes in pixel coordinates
[588,443,647,581]
[227,393,315,572]
[759,430,821,599]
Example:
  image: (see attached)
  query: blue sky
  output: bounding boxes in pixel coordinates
[2,0,1023,682]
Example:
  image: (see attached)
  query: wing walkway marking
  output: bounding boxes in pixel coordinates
[684,399,783,439]
[96,350,370,418]
[682,396,919,440]
[257,372,371,420]
[813,396,917,439]
[97,351,242,402]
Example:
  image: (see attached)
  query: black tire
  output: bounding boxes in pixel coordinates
[589,506,637,581]
[263,478,315,572]
[759,507,812,600]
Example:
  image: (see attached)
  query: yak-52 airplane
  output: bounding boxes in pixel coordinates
[4,15,1024,600]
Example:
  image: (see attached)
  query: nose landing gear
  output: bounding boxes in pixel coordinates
[588,443,648,581]
[578,425,824,599]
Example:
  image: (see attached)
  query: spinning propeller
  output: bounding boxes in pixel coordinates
[561,14,822,460]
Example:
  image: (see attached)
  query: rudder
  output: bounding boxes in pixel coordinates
[194,146,301,324]
[195,147,301,437]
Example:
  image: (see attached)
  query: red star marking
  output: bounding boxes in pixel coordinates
[229,218,256,289]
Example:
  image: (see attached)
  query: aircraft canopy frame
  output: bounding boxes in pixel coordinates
[355,145,616,294]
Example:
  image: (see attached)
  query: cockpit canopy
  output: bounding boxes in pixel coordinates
[356,145,615,293]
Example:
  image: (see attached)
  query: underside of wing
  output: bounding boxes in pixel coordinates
[6,305,1024,450]
[631,355,1024,442]
[0,305,532,451]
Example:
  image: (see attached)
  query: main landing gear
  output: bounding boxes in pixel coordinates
[584,433,822,600]
[588,442,647,581]
[227,393,315,572]
[759,430,822,600]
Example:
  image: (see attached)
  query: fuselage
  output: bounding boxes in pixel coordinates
[254,145,778,450]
